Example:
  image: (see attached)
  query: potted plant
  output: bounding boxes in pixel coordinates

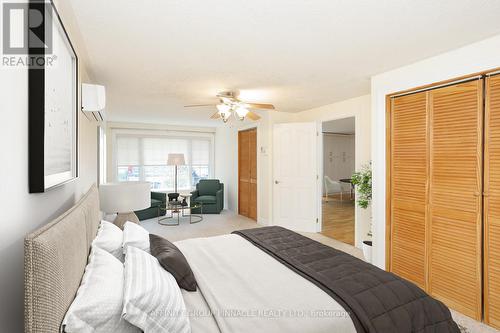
[351,162,372,262]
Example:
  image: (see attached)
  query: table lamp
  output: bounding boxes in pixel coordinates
[167,153,185,195]
[99,181,150,229]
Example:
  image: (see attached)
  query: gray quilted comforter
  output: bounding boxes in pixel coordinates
[232,226,460,333]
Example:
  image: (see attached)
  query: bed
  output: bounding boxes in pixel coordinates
[24,185,459,333]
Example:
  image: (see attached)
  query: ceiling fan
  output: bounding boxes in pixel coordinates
[184,91,276,123]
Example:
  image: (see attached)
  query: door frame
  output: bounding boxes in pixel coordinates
[319,117,357,241]
[238,126,258,221]
[317,114,362,247]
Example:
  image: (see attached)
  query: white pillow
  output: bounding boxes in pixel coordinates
[93,220,124,261]
[123,221,150,253]
[63,247,140,333]
[123,246,191,333]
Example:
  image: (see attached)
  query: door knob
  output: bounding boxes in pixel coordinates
[275,180,280,184]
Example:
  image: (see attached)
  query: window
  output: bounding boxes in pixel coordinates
[114,134,213,191]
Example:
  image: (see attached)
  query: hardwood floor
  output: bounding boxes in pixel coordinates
[321,194,355,245]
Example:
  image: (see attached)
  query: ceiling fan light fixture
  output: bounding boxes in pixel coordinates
[216,103,230,113]
[222,112,231,122]
[235,106,249,120]
[216,103,232,121]
[220,97,232,104]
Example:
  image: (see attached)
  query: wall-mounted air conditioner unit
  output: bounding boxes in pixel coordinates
[82,83,106,122]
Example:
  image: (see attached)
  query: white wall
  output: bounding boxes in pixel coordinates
[218,95,371,245]
[214,125,236,210]
[293,94,372,248]
[214,113,277,225]
[323,134,355,191]
[371,33,500,269]
[0,1,98,331]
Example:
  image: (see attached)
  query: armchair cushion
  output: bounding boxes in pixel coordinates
[193,195,217,204]
[197,180,221,196]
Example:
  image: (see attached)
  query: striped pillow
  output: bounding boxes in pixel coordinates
[123,246,191,333]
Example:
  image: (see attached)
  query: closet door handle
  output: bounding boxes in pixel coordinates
[483,192,490,197]
[474,192,481,197]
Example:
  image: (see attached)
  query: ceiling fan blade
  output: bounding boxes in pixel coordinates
[243,102,275,110]
[246,111,261,121]
[184,104,216,108]
[210,112,221,119]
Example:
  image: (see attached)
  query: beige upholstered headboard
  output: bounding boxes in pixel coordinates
[24,184,101,333]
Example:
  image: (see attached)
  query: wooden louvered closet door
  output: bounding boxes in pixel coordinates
[485,75,500,329]
[428,80,483,320]
[390,79,483,321]
[390,92,428,289]
[238,128,257,220]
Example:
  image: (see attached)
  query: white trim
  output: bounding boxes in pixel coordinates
[107,121,216,133]
[318,115,359,246]
[316,121,322,232]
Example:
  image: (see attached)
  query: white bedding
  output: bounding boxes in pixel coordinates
[181,289,220,333]
[175,234,356,333]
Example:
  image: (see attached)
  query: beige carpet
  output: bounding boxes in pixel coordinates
[140,210,499,333]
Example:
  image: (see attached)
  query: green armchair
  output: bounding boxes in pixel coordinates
[191,180,224,214]
[134,191,166,221]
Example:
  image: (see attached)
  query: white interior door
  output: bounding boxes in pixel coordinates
[273,122,318,232]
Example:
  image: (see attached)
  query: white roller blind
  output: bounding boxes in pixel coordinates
[192,140,210,165]
[116,136,140,165]
[143,138,189,165]
[114,132,213,190]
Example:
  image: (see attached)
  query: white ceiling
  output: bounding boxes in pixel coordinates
[68,0,500,126]
[323,117,355,134]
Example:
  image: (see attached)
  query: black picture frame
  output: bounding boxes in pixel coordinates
[29,0,78,193]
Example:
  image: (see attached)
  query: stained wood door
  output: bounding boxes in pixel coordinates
[238,128,257,220]
[428,80,483,320]
[389,92,428,289]
[273,122,318,232]
[389,79,483,320]
[485,75,500,329]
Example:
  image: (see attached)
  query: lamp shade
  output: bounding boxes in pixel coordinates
[99,182,150,213]
[167,153,186,166]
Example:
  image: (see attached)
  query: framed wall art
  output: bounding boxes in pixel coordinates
[28,0,78,193]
